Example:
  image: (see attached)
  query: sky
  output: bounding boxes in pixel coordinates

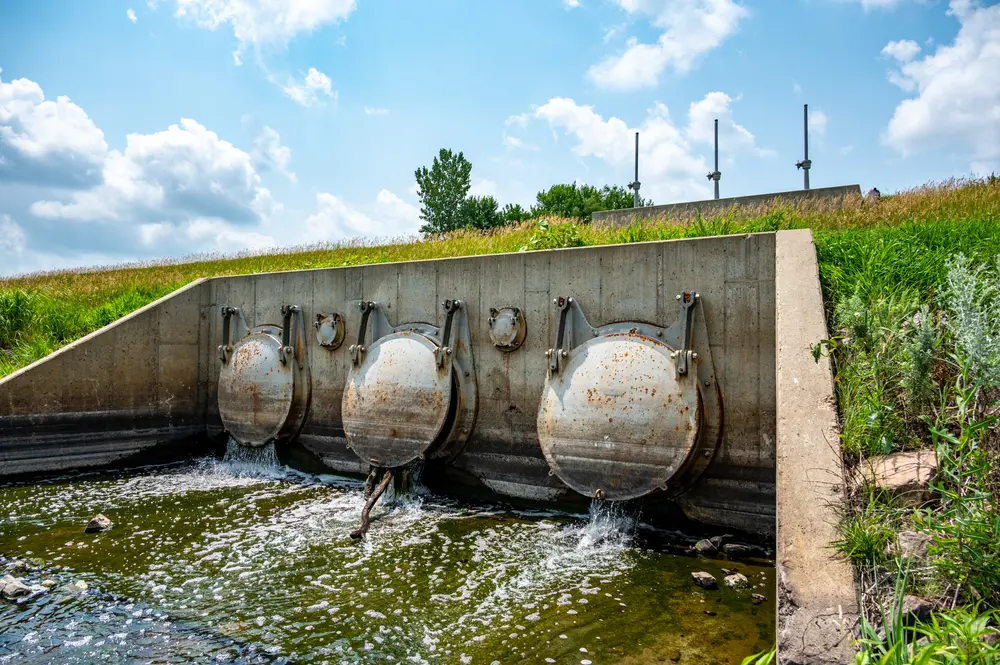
[0,0,998,277]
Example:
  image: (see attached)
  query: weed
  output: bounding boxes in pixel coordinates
[518,219,588,252]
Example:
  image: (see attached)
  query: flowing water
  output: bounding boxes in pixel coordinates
[0,447,774,664]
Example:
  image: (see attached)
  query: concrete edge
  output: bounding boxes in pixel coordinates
[0,277,211,387]
[774,229,859,665]
[592,184,863,227]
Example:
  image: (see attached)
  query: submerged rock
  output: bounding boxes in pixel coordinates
[694,539,717,554]
[40,579,58,589]
[5,560,27,573]
[1,574,33,599]
[723,573,749,589]
[85,514,113,533]
[62,580,89,594]
[691,571,718,589]
[722,543,763,558]
[25,557,46,571]
[751,593,767,604]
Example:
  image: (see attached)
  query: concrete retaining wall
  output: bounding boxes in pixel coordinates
[592,185,862,227]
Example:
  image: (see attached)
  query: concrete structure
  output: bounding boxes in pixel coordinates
[591,184,862,227]
[0,230,857,662]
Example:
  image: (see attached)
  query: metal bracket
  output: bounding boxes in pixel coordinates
[547,296,599,375]
[674,291,699,377]
[218,306,249,363]
[435,299,462,369]
[314,312,345,350]
[350,301,377,366]
[279,304,308,370]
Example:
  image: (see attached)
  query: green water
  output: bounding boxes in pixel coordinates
[0,453,774,664]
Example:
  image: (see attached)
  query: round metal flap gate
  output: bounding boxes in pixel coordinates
[342,331,453,468]
[537,331,702,501]
[218,330,294,447]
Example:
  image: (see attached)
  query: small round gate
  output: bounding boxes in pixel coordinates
[218,324,310,447]
[342,331,454,468]
[537,329,715,501]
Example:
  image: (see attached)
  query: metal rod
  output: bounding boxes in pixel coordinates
[796,103,812,190]
[713,119,720,200]
[629,131,641,207]
[706,118,721,199]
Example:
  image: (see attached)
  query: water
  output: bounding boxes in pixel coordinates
[0,454,774,664]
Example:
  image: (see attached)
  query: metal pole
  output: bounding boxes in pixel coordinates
[628,131,641,207]
[796,104,811,190]
[707,118,721,199]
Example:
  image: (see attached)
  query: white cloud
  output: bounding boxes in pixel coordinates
[250,126,295,182]
[809,109,828,136]
[587,0,748,91]
[303,189,421,242]
[564,0,581,8]
[31,118,275,226]
[0,214,26,255]
[686,92,774,157]
[364,107,389,116]
[127,8,138,23]
[468,178,499,198]
[603,23,626,42]
[523,97,713,201]
[173,0,356,61]
[884,0,1000,165]
[281,67,334,107]
[881,39,921,62]
[0,71,108,187]
[840,0,918,10]
[503,134,538,151]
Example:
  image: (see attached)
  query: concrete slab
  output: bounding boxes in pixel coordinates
[774,229,858,664]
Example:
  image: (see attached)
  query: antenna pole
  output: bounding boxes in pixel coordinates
[707,118,721,199]
[628,131,641,207]
[796,104,811,190]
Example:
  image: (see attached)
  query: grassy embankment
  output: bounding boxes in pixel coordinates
[2,177,1000,661]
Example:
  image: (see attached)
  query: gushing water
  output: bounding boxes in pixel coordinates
[0,456,774,664]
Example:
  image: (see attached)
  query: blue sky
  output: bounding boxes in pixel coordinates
[1,0,997,276]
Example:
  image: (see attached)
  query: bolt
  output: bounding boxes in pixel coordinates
[705,378,712,386]
[692,352,699,360]
[670,351,677,358]
[553,298,558,305]
[656,329,663,337]
[446,347,453,355]
[560,350,568,358]
[568,297,575,304]
[676,294,681,301]
[592,329,599,337]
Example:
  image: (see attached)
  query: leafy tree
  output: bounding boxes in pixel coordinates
[460,195,505,230]
[500,203,530,225]
[415,149,473,234]
[531,183,651,221]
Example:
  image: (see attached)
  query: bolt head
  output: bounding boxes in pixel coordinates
[675,294,681,301]
[560,350,568,358]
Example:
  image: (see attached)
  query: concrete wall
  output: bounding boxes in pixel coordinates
[592,185,862,227]
[0,234,778,534]
[0,279,212,475]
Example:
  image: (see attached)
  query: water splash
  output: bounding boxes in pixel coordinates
[220,438,280,475]
[577,499,638,550]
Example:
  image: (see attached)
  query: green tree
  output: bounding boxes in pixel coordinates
[415,149,473,234]
[500,203,530,225]
[460,195,505,230]
[531,183,651,221]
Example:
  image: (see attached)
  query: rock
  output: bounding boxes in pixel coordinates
[722,543,763,558]
[691,571,718,589]
[751,593,767,605]
[85,514,113,533]
[709,535,732,549]
[6,560,27,573]
[862,450,936,507]
[62,580,89,594]
[888,530,933,560]
[1,574,33,599]
[40,579,58,589]
[900,595,935,623]
[694,539,717,554]
[723,573,749,589]
[25,557,45,571]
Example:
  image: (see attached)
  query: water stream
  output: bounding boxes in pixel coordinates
[0,452,773,664]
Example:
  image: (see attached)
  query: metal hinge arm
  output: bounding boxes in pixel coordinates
[350,301,376,366]
[435,299,462,368]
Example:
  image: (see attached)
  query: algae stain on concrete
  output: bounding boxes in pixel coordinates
[0,458,773,663]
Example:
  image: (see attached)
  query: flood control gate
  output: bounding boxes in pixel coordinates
[0,234,777,535]
[206,234,776,534]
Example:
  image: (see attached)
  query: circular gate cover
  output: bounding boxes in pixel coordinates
[537,332,701,501]
[218,331,294,447]
[342,331,453,468]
